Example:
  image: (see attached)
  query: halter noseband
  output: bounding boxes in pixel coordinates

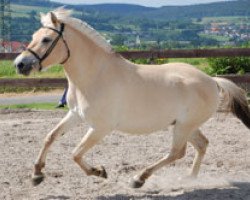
[27,23,70,71]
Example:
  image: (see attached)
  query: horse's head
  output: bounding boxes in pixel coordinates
[14,11,70,76]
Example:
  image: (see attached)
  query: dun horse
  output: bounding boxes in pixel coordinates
[14,8,250,188]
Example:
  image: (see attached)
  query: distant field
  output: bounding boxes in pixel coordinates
[10,4,53,17]
[199,34,230,42]
[10,4,80,18]
[199,16,250,25]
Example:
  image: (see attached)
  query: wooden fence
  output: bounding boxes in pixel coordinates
[1,48,250,60]
[0,48,250,88]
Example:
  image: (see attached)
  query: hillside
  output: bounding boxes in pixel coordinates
[5,0,250,49]
[148,0,250,20]
[11,0,250,19]
[76,4,156,14]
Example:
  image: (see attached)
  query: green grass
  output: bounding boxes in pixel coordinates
[0,61,65,78]
[0,87,63,94]
[198,16,250,25]
[0,61,20,78]
[0,102,67,110]
[0,60,65,93]
[168,58,211,73]
[1,58,211,78]
[199,34,230,42]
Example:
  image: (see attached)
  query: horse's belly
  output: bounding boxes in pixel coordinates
[117,110,176,135]
[115,91,182,134]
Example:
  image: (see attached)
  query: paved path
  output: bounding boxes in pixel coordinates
[0,94,61,105]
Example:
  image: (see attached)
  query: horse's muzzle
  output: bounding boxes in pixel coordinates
[16,62,33,76]
[14,53,38,76]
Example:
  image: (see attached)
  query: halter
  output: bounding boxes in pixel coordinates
[27,23,70,71]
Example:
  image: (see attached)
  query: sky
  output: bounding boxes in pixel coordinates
[53,0,232,7]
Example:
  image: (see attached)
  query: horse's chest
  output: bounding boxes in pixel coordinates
[70,96,108,126]
[67,93,88,119]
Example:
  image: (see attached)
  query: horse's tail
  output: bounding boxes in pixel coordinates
[214,77,250,129]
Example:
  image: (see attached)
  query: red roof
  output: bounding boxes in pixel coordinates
[0,41,28,52]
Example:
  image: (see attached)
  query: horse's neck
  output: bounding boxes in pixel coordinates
[63,29,107,86]
[63,31,129,92]
[62,25,138,93]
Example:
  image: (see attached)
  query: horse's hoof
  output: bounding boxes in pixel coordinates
[92,166,108,179]
[32,174,44,186]
[130,178,145,189]
[98,166,108,179]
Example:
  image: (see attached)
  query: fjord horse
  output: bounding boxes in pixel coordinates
[14,8,250,188]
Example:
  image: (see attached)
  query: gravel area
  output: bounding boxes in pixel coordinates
[0,110,249,200]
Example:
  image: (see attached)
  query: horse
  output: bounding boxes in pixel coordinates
[14,8,250,188]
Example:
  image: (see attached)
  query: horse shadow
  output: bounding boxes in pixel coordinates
[40,195,70,200]
[96,182,250,200]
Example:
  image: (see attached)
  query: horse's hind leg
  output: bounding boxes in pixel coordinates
[32,111,79,186]
[130,122,194,188]
[188,129,209,178]
[72,127,109,179]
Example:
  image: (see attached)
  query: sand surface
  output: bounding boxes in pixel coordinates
[0,110,249,200]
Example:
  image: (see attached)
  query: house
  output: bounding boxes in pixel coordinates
[0,41,28,53]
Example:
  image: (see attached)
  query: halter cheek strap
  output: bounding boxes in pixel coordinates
[27,23,70,71]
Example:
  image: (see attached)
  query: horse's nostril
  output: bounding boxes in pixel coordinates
[17,62,24,69]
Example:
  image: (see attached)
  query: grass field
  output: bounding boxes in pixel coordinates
[0,58,210,79]
[199,34,230,42]
[10,4,81,18]
[10,4,52,17]
[200,16,250,25]
[0,61,65,78]
[0,61,65,93]
[0,102,59,110]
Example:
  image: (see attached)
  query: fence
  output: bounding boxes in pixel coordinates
[0,48,250,89]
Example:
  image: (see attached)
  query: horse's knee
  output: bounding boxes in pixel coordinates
[173,145,187,160]
[44,132,57,146]
[169,148,186,161]
[190,131,209,155]
[201,139,209,154]
[204,136,209,147]
[198,136,209,155]
[180,145,187,158]
[72,153,81,163]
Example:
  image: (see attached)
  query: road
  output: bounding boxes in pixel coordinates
[0,93,61,105]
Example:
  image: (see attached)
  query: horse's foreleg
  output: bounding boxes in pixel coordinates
[32,111,79,185]
[130,123,193,188]
[72,127,108,179]
[188,129,209,178]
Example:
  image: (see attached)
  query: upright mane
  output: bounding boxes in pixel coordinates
[40,7,113,53]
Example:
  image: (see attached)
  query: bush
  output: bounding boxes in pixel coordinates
[208,57,250,75]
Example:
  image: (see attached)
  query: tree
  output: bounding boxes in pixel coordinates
[111,34,126,46]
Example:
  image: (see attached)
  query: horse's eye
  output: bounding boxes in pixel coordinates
[41,37,52,44]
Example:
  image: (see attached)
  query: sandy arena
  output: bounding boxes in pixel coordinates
[0,109,249,200]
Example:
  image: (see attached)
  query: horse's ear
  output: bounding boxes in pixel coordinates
[50,12,58,25]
